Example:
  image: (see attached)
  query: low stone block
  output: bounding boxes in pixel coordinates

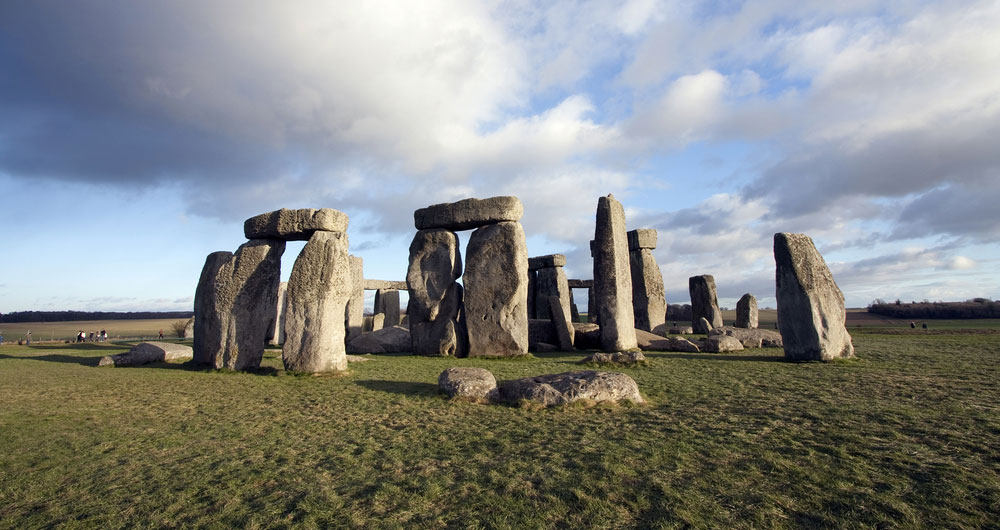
[347,326,411,354]
[495,370,645,407]
[701,335,745,353]
[579,351,645,364]
[98,341,193,367]
[439,367,498,401]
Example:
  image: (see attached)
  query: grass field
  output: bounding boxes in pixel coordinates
[1,326,999,528]
[0,319,189,343]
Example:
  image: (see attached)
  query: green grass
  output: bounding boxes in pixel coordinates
[1,331,999,529]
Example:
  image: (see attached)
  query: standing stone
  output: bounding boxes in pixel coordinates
[627,229,666,334]
[193,251,233,365]
[689,275,723,334]
[534,260,571,322]
[548,296,575,351]
[344,256,364,344]
[570,290,580,323]
[527,269,537,319]
[407,229,464,356]
[374,289,401,327]
[199,240,285,370]
[283,231,351,372]
[587,287,598,323]
[371,313,385,332]
[183,317,194,339]
[465,221,529,357]
[593,194,637,352]
[774,233,854,361]
[268,282,288,345]
[736,293,758,329]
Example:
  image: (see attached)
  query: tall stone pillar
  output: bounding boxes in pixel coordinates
[689,274,723,334]
[593,194,637,351]
[736,293,758,329]
[268,282,288,345]
[465,221,529,356]
[407,229,465,356]
[374,289,401,327]
[344,256,364,344]
[627,229,666,334]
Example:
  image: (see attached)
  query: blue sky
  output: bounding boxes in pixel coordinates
[2,0,998,313]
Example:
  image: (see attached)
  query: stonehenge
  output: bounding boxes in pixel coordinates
[593,194,638,352]
[774,232,855,361]
[627,229,666,334]
[191,197,856,372]
[689,275,724,334]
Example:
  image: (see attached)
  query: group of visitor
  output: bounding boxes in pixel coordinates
[76,330,108,342]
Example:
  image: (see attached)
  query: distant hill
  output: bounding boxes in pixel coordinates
[0,311,194,323]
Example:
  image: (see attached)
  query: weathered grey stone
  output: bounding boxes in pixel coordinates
[347,326,411,354]
[573,322,602,350]
[529,319,557,348]
[193,251,233,365]
[244,208,348,240]
[528,254,567,270]
[689,275,723,334]
[634,328,702,352]
[439,367,498,401]
[701,335,745,353]
[496,370,644,407]
[182,317,194,339]
[627,228,657,251]
[534,342,559,353]
[570,289,580,323]
[567,279,593,289]
[587,287,598,324]
[371,313,385,332]
[282,231,351,373]
[774,233,855,361]
[668,326,694,334]
[268,282,288,345]
[194,240,285,370]
[465,221,529,357]
[535,265,571,322]
[699,316,714,334]
[548,295,575,351]
[374,289,401,327]
[345,256,364,344]
[593,194,637,352]
[527,269,537,320]
[407,229,464,356]
[414,196,523,231]
[579,351,645,364]
[98,341,193,367]
[736,293,758,329]
[709,326,783,348]
[630,247,666,333]
[362,279,408,290]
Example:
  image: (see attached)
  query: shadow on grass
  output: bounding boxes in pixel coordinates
[355,379,439,396]
[0,353,104,366]
[649,352,786,362]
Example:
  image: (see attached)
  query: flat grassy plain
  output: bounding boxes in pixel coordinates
[2,327,999,528]
[0,318,187,343]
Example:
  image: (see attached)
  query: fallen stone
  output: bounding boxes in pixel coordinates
[573,322,602,350]
[414,196,523,231]
[593,194,637,352]
[465,221,529,357]
[346,355,373,363]
[579,351,645,364]
[668,326,694,334]
[439,367,498,401]
[774,233,855,361]
[98,341,193,367]
[689,275,724,334]
[736,293,758,329]
[528,254,567,269]
[496,370,644,407]
[627,228,657,251]
[282,231,351,373]
[244,208,348,240]
[701,335,745,353]
[709,326,783,348]
[347,326,411,354]
[699,317,713,334]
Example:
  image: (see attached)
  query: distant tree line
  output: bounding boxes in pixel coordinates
[0,311,195,323]
[867,298,999,319]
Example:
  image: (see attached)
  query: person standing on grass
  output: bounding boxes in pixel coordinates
[158,329,164,339]
[100,329,106,342]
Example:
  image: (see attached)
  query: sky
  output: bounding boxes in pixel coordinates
[1,0,998,314]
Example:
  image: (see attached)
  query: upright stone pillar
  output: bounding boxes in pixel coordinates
[282,231,351,372]
[465,221,529,356]
[531,254,571,322]
[344,256,364,344]
[736,293,758,329]
[593,194,637,351]
[373,289,401,327]
[196,239,285,370]
[407,229,464,356]
[569,289,580,323]
[627,229,666,334]
[268,282,288,345]
[527,269,537,319]
[774,233,854,361]
[689,275,723,334]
